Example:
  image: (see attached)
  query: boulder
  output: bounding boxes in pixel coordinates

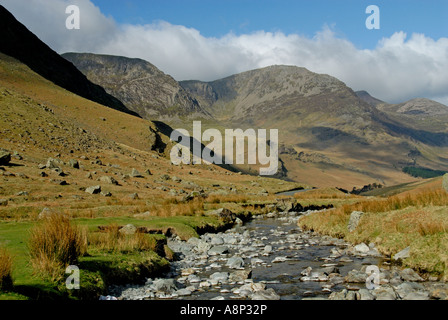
[251,288,280,300]
[347,211,364,232]
[100,176,119,185]
[151,279,178,294]
[0,199,8,206]
[399,268,424,282]
[354,243,370,254]
[226,256,245,269]
[208,246,229,256]
[68,159,79,169]
[393,246,411,261]
[130,168,144,178]
[46,158,62,170]
[85,185,101,195]
[229,270,252,282]
[119,224,137,235]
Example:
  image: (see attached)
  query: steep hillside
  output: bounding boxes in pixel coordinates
[62,53,211,122]
[0,5,137,117]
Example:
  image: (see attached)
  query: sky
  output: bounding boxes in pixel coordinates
[2,0,448,104]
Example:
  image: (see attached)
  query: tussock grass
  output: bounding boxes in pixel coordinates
[206,194,251,204]
[28,213,87,281]
[145,198,205,217]
[0,247,13,291]
[88,224,158,253]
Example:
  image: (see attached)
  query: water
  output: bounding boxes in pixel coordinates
[112,213,384,300]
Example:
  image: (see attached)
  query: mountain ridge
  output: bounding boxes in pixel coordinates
[62,52,212,121]
[0,5,138,118]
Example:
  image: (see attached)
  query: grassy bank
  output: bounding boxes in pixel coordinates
[298,186,448,279]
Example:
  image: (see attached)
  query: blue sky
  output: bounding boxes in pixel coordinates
[91,0,448,49]
[2,0,448,103]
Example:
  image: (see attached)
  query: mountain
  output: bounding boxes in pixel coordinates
[181,66,448,188]
[0,5,138,118]
[356,91,385,107]
[62,53,211,121]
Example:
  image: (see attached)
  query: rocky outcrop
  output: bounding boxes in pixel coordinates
[62,53,211,121]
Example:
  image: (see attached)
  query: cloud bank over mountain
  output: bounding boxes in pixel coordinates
[4,0,448,104]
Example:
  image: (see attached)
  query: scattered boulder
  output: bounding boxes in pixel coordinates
[393,246,411,261]
[119,224,137,235]
[347,211,364,232]
[207,208,236,224]
[69,159,79,169]
[46,158,63,170]
[100,176,119,185]
[0,199,8,206]
[130,169,144,178]
[128,193,139,200]
[85,185,101,195]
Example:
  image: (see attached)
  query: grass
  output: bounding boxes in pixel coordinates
[298,187,448,279]
[28,213,88,281]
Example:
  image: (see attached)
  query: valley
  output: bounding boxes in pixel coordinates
[0,4,447,302]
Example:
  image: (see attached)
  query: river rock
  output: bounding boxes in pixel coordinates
[210,272,229,282]
[208,246,229,256]
[372,285,397,300]
[151,279,178,294]
[358,289,375,300]
[226,256,245,269]
[251,288,280,300]
[399,268,424,282]
[354,243,370,254]
[345,270,368,283]
[347,211,364,232]
[210,236,224,245]
[176,288,192,296]
[229,270,252,282]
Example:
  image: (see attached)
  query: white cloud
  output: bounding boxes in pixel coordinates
[2,0,448,105]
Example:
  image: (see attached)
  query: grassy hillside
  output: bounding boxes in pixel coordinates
[0,53,304,300]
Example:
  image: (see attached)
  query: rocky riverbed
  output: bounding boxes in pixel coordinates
[108,210,448,300]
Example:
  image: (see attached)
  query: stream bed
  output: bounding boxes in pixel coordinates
[108,210,402,300]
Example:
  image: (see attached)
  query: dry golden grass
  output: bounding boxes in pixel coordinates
[146,198,205,217]
[88,224,157,253]
[299,187,448,277]
[28,213,87,280]
[0,247,13,291]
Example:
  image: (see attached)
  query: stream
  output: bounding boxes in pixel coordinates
[109,210,390,300]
